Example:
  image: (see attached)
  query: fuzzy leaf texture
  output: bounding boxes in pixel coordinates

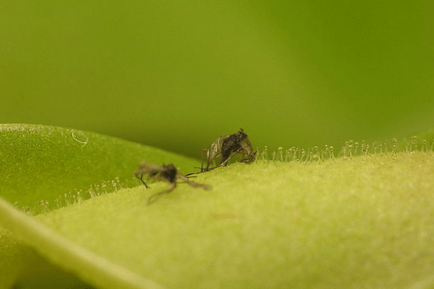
[0,124,198,288]
[1,124,434,289]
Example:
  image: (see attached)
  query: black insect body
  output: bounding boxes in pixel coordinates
[220,129,255,164]
[201,128,256,173]
[135,161,211,204]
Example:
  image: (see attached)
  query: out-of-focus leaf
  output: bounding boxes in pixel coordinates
[0,124,199,210]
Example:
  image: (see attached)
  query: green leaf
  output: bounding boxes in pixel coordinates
[28,152,434,289]
[0,124,199,211]
[0,197,164,289]
[0,227,34,289]
[2,125,434,288]
[0,124,199,288]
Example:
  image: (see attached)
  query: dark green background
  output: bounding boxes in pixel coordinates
[1,0,433,158]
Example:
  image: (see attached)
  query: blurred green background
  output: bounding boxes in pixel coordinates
[1,0,433,158]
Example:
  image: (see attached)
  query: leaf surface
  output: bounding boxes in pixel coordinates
[2,125,434,289]
[0,124,199,288]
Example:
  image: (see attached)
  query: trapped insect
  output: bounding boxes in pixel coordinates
[135,160,211,204]
[200,128,256,173]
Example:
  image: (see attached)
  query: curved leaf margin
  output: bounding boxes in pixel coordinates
[0,196,165,289]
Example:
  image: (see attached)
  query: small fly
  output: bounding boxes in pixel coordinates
[200,128,256,173]
[135,161,211,204]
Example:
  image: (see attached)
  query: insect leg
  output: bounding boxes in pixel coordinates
[201,149,209,172]
[147,183,177,205]
[135,173,150,189]
[220,146,243,166]
[178,174,212,190]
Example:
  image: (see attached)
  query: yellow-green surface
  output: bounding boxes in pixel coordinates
[1,124,434,288]
[32,154,434,289]
[0,124,199,288]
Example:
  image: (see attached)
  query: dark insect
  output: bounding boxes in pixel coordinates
[135,161,211,204]
[200,128,256,173]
